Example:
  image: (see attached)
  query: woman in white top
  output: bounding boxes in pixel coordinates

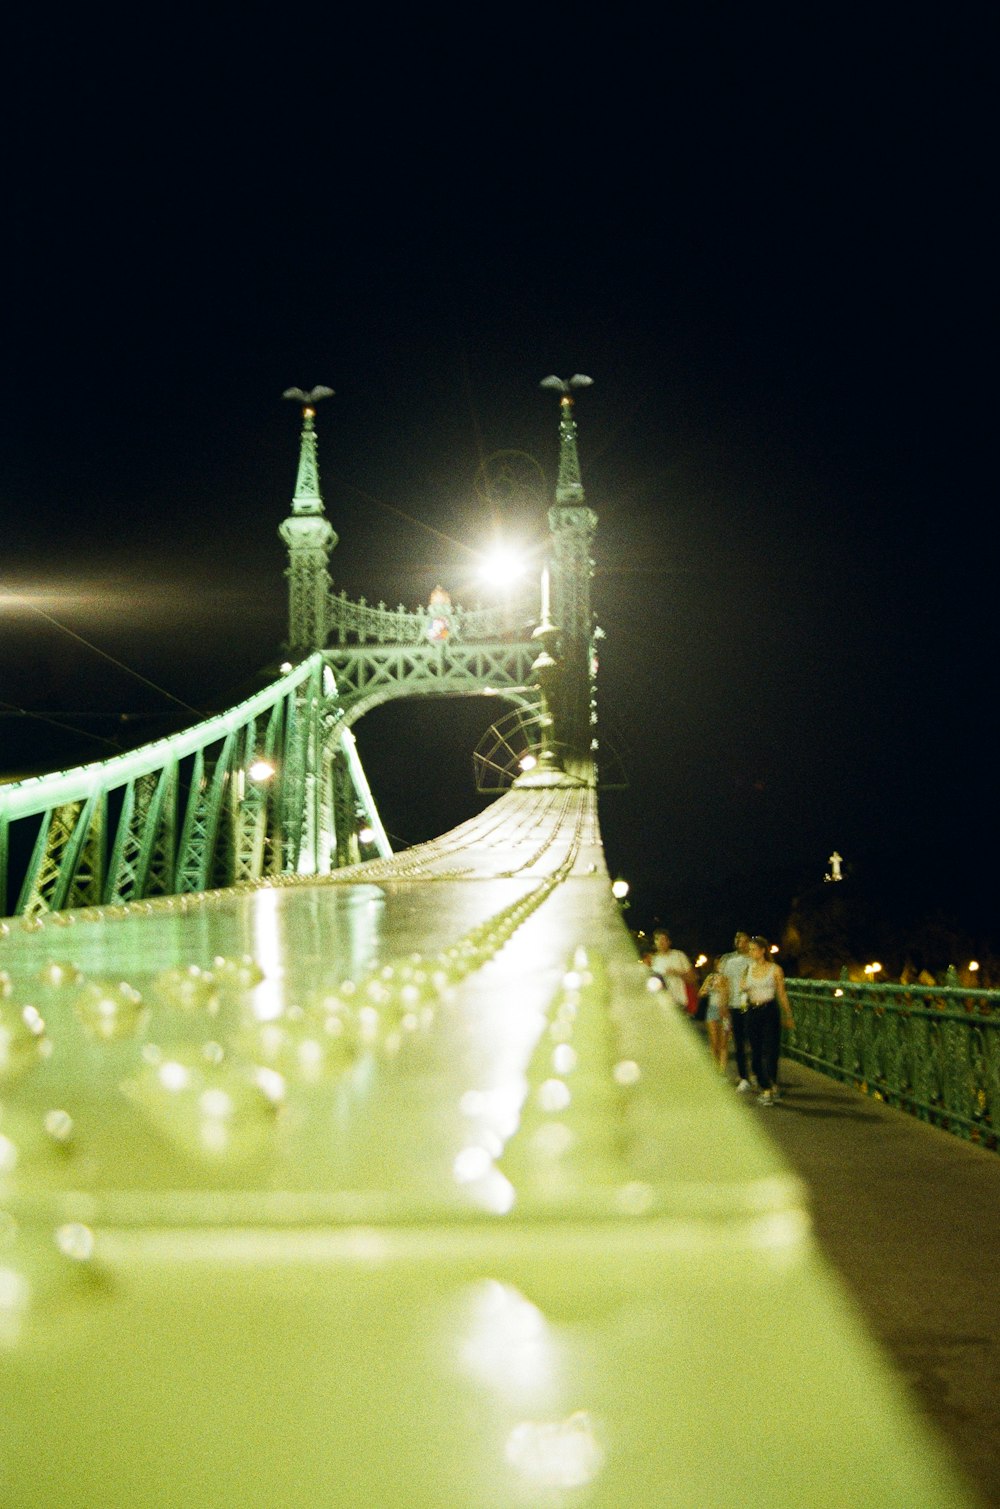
[745,936,795,1105]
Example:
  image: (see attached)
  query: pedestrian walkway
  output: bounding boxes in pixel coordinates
[746,1058,1000,1508]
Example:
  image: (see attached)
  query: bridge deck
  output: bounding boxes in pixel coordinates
[0,786,978,1505]
[753,1056,1000,1507]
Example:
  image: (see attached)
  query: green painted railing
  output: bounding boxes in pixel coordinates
[784,977,1000,1149]
[0,655,392,918]
[326,587,537,646]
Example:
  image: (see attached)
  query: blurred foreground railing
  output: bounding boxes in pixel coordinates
[784,978,1000,1150]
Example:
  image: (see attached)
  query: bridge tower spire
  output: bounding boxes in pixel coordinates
[279,387,338,653]
[540,374,598,777]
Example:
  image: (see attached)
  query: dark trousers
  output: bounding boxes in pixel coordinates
[747,1000,781,1091]
[730,1008,751,1080]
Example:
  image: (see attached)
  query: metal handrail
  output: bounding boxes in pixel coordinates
[784,976,1000,1148]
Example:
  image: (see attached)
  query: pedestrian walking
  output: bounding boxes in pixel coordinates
[648,929,696,1012]
[720,931,752,1090]
[699,957,730,1073]
[745,935,795,1106]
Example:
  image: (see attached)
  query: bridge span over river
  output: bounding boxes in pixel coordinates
[0,389,992,1505]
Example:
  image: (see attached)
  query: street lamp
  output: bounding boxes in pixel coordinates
[479,546,527,590]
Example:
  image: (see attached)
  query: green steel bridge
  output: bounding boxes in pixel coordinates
[0,385,984,1505]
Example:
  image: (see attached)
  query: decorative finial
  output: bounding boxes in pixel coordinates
[283,385,335,418]
[540,374,593,407]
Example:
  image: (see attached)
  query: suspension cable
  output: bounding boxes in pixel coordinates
[0,698,122,751]
[10,598,202,715]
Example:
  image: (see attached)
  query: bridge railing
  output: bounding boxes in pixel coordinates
[325,588,537,646]
[784,977,1000,1149]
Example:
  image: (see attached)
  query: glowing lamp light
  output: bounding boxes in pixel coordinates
[611,878,629,901]
[518,754,537,772]
[695,954,707,968]
[358,825,375,845]
[480,546,526,589]
[969,961,980,973]
[248,759,276,782]
[770,944,780,955]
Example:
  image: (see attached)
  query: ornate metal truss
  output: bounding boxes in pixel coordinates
[277,382,601,776]
[0,382,602,918]
[0,655,390,919]
[322,642,539,725]
[325,590,538,649]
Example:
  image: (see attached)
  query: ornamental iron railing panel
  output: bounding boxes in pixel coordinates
[325,588,537,648]
[784,977,1000,1150]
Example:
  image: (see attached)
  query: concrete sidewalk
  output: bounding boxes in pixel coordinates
[745,1058,1000,1508]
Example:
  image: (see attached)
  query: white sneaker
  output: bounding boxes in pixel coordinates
[736,1079,751,1093]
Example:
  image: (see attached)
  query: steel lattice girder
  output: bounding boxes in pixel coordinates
[17,793,106,916]
[173,738,236,893]
[106,764,179,904]
[233,703,285,883]
[0,655,388,917]
[0,637,541,918]
[324,642,537,721]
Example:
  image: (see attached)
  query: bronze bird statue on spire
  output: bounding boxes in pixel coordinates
[282,386,335,404]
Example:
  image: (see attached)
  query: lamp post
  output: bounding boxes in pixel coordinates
[526,558,564,776]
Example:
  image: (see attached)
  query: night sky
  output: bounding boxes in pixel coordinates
[3,13,991,953]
